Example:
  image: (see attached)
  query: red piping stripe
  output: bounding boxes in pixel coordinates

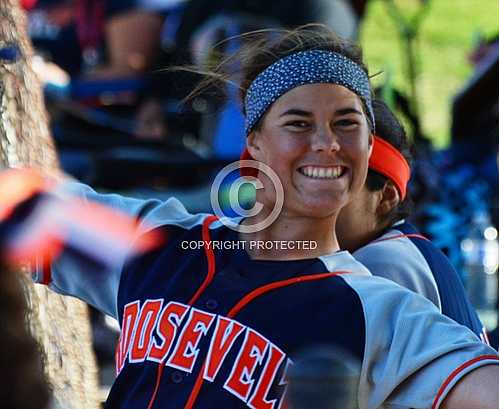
[431,354,499,409]
[188,215,219,306]
[183,270,351,409]
[183,363,207,409]
[373,233,429,243]
[146,215,219,409]
[147,364,166,409]
[226,271,350,318]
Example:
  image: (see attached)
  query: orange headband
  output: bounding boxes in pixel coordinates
[369,136,411,200]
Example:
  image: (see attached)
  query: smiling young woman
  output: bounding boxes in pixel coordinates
[1,24,498,409]
[247,83,372,227]
[234,85,369,263]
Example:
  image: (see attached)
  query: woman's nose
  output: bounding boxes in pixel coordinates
[311,125,340,153]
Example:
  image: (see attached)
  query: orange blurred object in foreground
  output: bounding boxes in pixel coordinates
[0,168,164,268]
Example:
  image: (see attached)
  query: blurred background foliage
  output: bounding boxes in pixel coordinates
[361,0,499,148]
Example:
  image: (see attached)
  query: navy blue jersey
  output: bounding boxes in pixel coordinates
[33,182,499,409]
[353,221,487,342]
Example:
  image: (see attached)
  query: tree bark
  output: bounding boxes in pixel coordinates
[0,1,100,408]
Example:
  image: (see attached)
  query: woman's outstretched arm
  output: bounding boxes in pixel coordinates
[441,364,499,409]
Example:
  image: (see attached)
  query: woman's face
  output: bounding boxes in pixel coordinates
[247,83,372,219]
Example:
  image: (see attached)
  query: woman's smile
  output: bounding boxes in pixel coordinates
[297,165,347,180]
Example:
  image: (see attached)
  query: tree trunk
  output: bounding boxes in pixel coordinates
[0,1,100,408]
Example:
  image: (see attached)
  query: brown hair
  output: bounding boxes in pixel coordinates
[184,24,373,129]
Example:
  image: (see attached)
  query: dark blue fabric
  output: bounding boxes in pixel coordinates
[397,222,484,336]
[109,225,366,408]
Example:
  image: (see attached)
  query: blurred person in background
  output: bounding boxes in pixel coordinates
[25,0,167,79]
[23,0,193,189]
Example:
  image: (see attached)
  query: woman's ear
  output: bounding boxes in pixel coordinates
[367,132,374,157]
[376,180,400,218]
[247,130,262,160]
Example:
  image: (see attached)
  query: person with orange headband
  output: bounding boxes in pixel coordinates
[336,99,489,342]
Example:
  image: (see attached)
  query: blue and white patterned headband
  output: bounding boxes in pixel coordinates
[244,49,374,135]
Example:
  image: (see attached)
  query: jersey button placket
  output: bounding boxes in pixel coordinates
[171,371,183,384]
[205,299,218,310]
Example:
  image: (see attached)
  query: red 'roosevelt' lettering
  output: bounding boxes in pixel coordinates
[167,308,215,373]
[130,299,163,362]
[148,301,189,363]
[204,317,245,382]
[118,301,140,371]
[224,329,269,401]
[248,344,285,409]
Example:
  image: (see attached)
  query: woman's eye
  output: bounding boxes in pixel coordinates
[285,121,309,129]
[335,119,359,128]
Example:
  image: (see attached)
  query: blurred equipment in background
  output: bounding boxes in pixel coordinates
[287,346,360,409]
[461,211,498,329]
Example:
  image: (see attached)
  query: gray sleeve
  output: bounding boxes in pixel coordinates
[353,239,442,310]
[341,274,499,409]
[34,181,206,319]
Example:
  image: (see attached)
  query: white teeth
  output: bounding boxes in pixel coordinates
[300,166,343,179]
